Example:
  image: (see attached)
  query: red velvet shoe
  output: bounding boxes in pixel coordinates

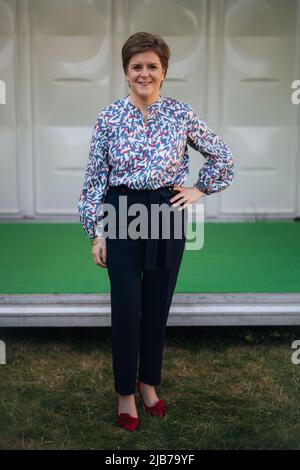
[136,381,167,417]
[116,413,141,432]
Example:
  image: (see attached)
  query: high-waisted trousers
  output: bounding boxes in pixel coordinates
[103,184,187,395]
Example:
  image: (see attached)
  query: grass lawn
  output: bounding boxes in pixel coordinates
[0,326,300,450]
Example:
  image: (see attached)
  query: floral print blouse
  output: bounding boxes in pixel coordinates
[78,93,234,239]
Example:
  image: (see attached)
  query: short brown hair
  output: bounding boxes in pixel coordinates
[122,32,171,83]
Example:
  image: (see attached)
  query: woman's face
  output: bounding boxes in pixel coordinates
[125,50,165,102]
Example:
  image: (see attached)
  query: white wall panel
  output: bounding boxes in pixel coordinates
[221,0,299,216]
[30,0,112,214]
[0,0,19,214]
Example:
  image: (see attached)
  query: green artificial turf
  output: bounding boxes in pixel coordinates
[0,221,299,293]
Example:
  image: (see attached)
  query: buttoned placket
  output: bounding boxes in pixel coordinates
[140,110,152,184]
[125,94,163,185]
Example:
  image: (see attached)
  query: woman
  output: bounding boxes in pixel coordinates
[78,32,234,432]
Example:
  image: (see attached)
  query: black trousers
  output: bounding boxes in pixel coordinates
[104,184,187,395]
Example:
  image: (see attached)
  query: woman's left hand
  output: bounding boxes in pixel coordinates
[170,185,205,211]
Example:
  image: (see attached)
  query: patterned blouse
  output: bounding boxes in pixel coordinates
[78,93,234,239]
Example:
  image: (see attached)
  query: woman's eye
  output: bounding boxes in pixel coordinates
[133,66,157,69]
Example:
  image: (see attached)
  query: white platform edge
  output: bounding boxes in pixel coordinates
[1,293,300,326]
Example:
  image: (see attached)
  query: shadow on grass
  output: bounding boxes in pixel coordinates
[2,325,300,346]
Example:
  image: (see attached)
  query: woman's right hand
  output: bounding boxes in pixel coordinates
[91,237,107,268]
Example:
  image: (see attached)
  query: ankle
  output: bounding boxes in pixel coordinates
[139,381,155,390]
[119,393,135,399]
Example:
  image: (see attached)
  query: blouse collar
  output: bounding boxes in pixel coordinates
[124,93,163,112]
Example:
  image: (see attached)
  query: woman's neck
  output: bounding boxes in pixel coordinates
[128,93,160,110]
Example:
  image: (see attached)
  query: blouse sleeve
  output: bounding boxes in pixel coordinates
[77,111,110,239]
[185,105,234,195]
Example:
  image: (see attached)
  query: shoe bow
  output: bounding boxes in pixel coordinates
[146,399,167,416]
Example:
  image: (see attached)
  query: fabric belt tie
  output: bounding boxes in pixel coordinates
[111,184,184,271]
